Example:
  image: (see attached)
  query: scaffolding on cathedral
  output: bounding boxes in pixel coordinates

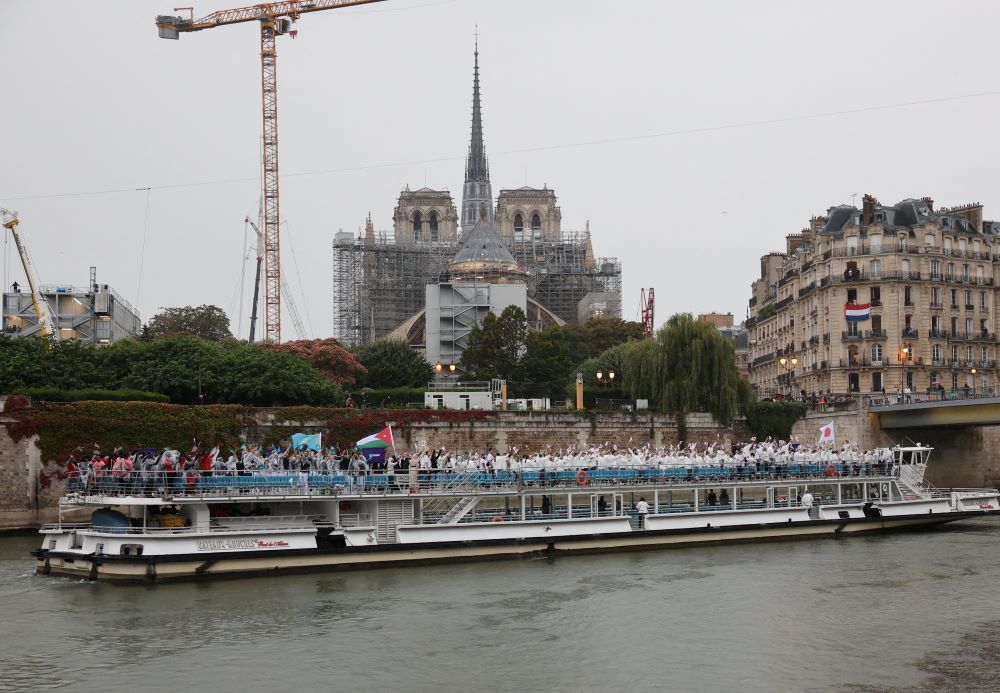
[332,230,622,347]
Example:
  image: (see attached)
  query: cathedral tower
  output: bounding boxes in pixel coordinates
[461,41,494,235]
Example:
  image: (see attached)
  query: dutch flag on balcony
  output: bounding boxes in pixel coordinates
[844,303,871,321]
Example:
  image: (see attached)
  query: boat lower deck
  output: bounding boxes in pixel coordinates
[34,509,996,583]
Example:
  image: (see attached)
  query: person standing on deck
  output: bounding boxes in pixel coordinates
[636,497,650,528]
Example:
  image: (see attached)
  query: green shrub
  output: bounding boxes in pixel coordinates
[746,400,807,440]
[16,388,170,403]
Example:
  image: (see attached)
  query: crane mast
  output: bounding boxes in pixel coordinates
[1,209,59,343]
[156,0,388,342]
[640,288,655,338]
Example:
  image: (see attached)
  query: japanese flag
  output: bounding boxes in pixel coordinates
[818,422,835,445]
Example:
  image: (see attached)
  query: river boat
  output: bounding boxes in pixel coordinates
[32,444,1000,583]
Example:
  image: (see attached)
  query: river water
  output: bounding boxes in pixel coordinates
[2,520,1000,693]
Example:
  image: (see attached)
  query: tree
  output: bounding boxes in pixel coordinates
[460,305,528,382]
[355,339,432,388]
[621,313,754,426]
[143,305,232,341]
[521,329,574,400]
[580,317,646,356]
[266,338,365,386]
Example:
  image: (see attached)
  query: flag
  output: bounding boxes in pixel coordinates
[356,425,394,450]
[291,432,322,452]
[818,422,835,444]
[844,303,871,321]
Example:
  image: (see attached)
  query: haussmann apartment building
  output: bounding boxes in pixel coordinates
[746,195,1000,399]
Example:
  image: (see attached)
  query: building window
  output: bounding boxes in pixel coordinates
[982,346,989,364]
[870,259,881,278]
[429,211,439,241]
[951,316,959,334]
[931,316,942,332]
[959,238,967,254]
[902,258,911,277]
[870,286,881,305]
[930,260,941,279]
[963,264,970,281]
[981,291,988,310]
[872,372,883,392]
[870,235,882,252]
[967,345,974,363]
[952,371,959,390]
[924,233,935,246]
[846,321,859,337]
[944,237,953,252]
[531,213,541,239]
[904,286,912,306]
[966,290,973,308]
[847,236,858,254]
[952,345,960,362]
[514,213,523,232]
[967,318,974,335]
[847,288,857,303]
[871,344,883,364]
[951,289,958,308]
[412,211,422,241]
[932,344,943,362]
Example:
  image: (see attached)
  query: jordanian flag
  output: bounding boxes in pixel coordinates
[356,426,394,449]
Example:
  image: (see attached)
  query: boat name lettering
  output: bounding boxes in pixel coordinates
[257,539,289,548]
[979,503,994,510]
[196,538,262,551]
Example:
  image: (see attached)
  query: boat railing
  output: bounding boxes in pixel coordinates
[59,464,906,500]
[41,514,329,535]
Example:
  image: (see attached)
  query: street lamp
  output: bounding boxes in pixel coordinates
[596,370,616,386]
[777,356,798,398]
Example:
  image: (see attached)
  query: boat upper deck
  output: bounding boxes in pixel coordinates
[61,461,910,505]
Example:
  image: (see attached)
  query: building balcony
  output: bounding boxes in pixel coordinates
[839,357,874,368]
[966,304,976,311]
[841,331,862,341]
[864,329,887,339]
[901,328,919,339]
[808,335,820,347]
[929,329,949,339]
[823,333,830,344]
[971,332,997,342]
[929,302,944,309]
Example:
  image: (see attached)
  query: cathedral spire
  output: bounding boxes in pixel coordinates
[461,33,494,233]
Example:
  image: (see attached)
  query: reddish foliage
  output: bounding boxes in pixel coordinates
[1,394,31,412]
[266,338,366,385]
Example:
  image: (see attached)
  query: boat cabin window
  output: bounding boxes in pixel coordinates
[120,543,144,556]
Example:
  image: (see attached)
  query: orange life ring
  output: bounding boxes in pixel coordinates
[491,515,505,523]
[824,464,836,478]
[576,469,589,486]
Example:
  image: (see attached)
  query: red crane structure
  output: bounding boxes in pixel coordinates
[640,288,655,337]
[155,0,387,342]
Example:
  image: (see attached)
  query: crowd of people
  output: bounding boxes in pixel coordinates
[64,438,901,494]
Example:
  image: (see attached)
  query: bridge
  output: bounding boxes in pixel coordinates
[868,394,1000,429]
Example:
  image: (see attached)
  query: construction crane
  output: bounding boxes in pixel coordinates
[244,215,264,342]
[245,215,308,340]
[640,288,654,338]
[1,209,59,343]
[155,0,387,343]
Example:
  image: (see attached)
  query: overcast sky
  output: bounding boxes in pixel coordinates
[2,0,1000,339]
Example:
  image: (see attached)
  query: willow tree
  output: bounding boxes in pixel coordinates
[621,313,754,427]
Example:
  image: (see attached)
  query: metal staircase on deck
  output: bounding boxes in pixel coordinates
[436,496,480,524]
